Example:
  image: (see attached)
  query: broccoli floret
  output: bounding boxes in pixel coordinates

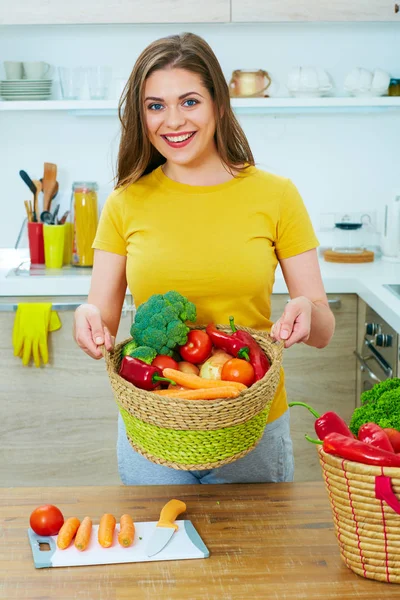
[121,338,139,357]
[129,346,157,365]
[130,290,197,356]
[350,381,400,435]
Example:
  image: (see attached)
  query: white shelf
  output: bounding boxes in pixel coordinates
[0,97,399,115]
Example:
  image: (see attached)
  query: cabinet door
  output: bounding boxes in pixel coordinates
[270,294,357,482]
[0,296,133,487]
[232,0,399,22]
[0,0,230,24]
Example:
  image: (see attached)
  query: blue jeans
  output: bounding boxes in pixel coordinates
[117,410,294,485]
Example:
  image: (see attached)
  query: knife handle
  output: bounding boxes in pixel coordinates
[157,499,187,530]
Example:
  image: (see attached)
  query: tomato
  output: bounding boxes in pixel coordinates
[178,361,200,376]
[179,330,212,364]
[29,504,64,536]
[152,355,179,371]
[221,358,255,387]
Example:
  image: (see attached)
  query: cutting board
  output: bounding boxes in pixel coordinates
[28,520,209,568]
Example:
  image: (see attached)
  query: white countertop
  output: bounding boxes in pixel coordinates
[1,248,400,332]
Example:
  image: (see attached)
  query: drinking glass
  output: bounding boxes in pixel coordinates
[87,66,112,100]
[59,67,85,100]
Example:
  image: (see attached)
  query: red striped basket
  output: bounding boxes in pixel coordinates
[318,446,400,584]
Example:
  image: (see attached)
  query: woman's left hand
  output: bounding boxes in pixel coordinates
[271,296,312,348]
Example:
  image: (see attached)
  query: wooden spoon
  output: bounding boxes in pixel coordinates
[42,162,57,212]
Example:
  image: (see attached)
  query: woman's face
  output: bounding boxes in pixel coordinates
[144,67,217,167]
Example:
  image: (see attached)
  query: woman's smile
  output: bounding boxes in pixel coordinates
[161,131,197,148]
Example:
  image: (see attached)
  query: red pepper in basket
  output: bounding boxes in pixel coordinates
[306,432,400,467]
[228,316,270,381]
[119,356,175,391]
[206,323,250,361]
[358,423,394,453]
[288,401,354,440]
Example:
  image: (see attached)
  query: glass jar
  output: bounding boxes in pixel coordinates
[388,78,400,96]
[70,182,98,267]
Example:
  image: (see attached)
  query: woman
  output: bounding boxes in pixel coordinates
[74,32,335,485]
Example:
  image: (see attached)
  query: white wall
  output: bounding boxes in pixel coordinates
[1,22,399,248]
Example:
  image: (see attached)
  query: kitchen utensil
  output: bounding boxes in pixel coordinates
[24,200,32,222]
[42,163,57,212]
[58,210,70,225]
[332,220,365,253]
[52,204,60,225]
[31,179,41,222]
[381,195,400,261]
[40,210,54,225]
[146,500,187,557]
[19,170,37,195]
[28,518,208,568]
[229,69,271,98]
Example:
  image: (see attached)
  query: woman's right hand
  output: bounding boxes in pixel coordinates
[74,303,115,359]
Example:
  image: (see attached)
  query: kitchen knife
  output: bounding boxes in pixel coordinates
[145,499,187,557]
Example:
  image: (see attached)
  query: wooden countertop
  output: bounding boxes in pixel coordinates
[1,481,397,599]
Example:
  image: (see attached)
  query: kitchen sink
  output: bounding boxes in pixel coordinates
[383,284,400,300]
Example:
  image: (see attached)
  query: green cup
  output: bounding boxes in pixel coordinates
[44,224,66,269]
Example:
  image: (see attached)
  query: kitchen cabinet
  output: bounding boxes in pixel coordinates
[270,293,357,482]
[231,0,399,22]
[0,295,133,487]
[0,0,230,24]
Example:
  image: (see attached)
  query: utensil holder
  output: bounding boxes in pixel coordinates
[27,222,45,265]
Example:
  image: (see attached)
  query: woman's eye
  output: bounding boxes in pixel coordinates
[183,99,198,107]
[148,103,164,111]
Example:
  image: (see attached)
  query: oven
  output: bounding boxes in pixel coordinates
[355,302,399,404]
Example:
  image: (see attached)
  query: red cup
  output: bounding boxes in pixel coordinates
[28,222,45,265]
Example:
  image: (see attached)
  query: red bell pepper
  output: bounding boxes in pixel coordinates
[288,401,354,440]
[119,356,175,391]
[358,423,394,453]
[206,323,250,361]
[384,428,400,453]
[228,316,270,381]
[306,432,400,467]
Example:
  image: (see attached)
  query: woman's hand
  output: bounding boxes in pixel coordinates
[74,303,115,359]
[271,296,312,349]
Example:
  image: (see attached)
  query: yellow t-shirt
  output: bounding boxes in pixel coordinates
[93,165,319,422]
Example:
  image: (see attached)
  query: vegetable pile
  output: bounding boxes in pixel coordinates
[118,290,271,398]
[289,379,400,468]
[29,504,135,550]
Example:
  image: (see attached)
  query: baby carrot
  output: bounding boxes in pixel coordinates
[118,514,135,548]
[57,517,81,550]
[162,368,247,392]
[153,386,240,400]
[98,513,116,548]
[74,516,92,551]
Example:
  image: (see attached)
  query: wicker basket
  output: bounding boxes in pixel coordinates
[318,446,400,584]
[104,325,283,470]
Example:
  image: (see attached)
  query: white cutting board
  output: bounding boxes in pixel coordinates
[28,520,209,568]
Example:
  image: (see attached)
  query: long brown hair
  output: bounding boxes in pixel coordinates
[116,32,254,188]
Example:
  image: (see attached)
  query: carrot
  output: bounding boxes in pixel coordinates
[162,368,247,392]
[98,513,116,548]
[118,514,135,548]
[153,386,240,400]
[74,516,92,551]
[57,517,81,549]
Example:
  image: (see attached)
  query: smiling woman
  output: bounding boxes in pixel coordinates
[73,32,335,487]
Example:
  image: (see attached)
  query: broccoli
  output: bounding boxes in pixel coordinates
[349,378,400,435]
[130,291,196,357]
[121,339,139,358]
[129,346,157,365]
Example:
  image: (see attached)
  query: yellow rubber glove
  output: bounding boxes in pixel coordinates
[12,303,62,368]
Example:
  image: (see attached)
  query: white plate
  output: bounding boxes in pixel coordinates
[1,90,52,96]
[1,94,52,101]
[1,79,53,84]
[1,87,52,92]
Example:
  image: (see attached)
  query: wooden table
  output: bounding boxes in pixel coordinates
[1,482,399,599]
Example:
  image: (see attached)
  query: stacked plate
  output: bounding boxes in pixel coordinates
[0,79,52,101]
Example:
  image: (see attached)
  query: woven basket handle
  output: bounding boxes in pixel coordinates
[375,475,400,514]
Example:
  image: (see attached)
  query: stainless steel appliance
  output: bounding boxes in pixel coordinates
[355,302,399,403]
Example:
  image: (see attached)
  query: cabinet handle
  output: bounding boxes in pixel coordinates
[395,3,399,13]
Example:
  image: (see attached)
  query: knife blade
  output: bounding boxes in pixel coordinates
[145,499,187,557]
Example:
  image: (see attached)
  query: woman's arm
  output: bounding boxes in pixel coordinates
[271,249,335,349]
[74,249,127,359]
